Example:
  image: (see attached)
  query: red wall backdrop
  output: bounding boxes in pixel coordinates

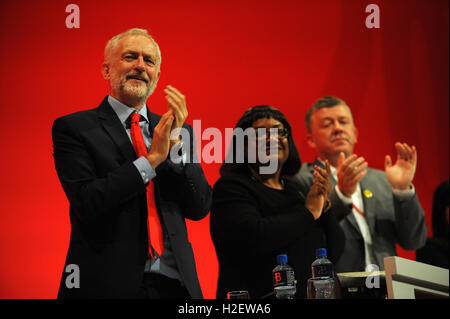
[0,0,448,299]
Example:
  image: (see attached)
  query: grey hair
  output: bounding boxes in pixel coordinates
[104,28,162,71]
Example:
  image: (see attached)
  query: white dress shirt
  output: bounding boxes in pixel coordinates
[326,162,415,271]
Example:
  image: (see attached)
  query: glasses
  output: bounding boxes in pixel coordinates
[254,127,289,140]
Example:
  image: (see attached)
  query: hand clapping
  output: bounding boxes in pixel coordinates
[164,85,188,148]
[146,85,188,169]
[336,152,368,198]
[385,142,417,190]
[305,160,332,220]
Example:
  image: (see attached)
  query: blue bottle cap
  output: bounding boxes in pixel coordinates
[316,248,327,258]
[277,254,288,265]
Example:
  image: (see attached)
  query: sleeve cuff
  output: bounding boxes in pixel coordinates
[167,141,187,174]
[133,156,157,184]
[392,184,415,201]
[335,185,353,205]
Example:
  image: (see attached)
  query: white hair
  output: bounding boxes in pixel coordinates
[104,28,162,72]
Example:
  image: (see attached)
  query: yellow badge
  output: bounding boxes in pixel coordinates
[363,189,373,198]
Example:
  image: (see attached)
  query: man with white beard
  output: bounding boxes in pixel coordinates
[52,28,212,298]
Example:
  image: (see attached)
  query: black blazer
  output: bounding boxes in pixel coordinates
[52,96,212,298]
[210,172,345,299]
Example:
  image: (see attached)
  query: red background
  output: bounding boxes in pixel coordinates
[0,0,448,299]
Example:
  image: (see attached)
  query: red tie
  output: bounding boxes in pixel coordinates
[130,112,164,258]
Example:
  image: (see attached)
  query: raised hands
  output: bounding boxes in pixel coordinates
[146,111,174,169]
[146,85,188,169]
[384,142,417,190]
[305,160,332,220]
[164,85,188,148]
[336,152,368,198]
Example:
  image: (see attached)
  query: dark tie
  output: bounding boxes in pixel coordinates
[130,112,164,258]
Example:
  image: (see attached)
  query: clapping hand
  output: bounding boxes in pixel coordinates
[305,160,332,220]
[385,142,417,190]
[146,111,174,169]
[336,152,368,198]
[164,85,188,148]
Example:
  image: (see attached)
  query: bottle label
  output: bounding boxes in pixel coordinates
[272,269,295,288]
[312,264,333,278]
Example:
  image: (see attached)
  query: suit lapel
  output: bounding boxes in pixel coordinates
[97,96,137,162]
[360,175,376,234]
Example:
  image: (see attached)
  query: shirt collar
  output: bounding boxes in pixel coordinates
[107,95,149,125]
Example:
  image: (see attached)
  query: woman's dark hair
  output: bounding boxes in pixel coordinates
[432,180,449,238]
[220,105,301,177]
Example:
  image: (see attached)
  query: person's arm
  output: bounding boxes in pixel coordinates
[393,188,428,250]
[155,124,212,221]
[149,85,211,221]
[311,161,346,262]
[329,185,353,221]
[315,209,346,264]
[294,162,352,222]
[291,164,314,198]
[384,142,427,249]
[328,152,368,221]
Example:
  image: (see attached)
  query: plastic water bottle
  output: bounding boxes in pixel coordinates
[272,254,296,299]
[311,248,333,279]
[307,277,336,299]
[308,248,336,299]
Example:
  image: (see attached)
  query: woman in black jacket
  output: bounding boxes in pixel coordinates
[210,105,345,299]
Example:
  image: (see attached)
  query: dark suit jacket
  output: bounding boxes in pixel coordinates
[416,237,449,269]
[52,96,212,298]
[293,159,427,273]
